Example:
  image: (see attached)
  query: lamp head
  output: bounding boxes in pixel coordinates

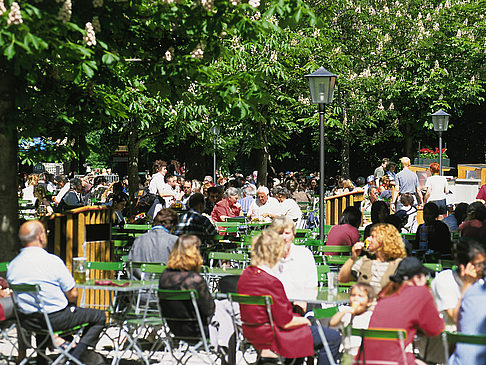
[305,66,338,104]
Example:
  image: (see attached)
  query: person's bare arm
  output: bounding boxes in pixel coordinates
[64,287,78,304]
[329,310,350,327]
[424,188,430,204]
[338,242,362,283]
[282,315,311,329]
[416,186,424,205]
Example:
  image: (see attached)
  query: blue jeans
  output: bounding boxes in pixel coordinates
[310,325,341,365]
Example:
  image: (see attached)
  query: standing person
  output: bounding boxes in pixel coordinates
[237,229,341,365]
[374,158,389,180]
[391,157,423,212]
[128,209,179,278]
[7,221,106,362]
[326,206,361,249]
[424,162,449,215]
[360,257,444,364]
[148,160,175,207]
[211,187,241,222]
[338,223,406,296]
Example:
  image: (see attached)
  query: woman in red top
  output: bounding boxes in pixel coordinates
[359,257,444,364]
[238,229,341,364]
[211,187,241,222]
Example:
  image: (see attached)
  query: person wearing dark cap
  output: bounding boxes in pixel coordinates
[357,257,444,364]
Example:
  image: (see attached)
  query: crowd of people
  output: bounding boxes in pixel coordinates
[8,156,486,364]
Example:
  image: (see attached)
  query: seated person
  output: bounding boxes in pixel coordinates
[326,206,361,250]
[269,217,317,308]
[414,202,451,257]
[361,257,444,363]
[247,186,280,222]
[158,235,214,337]
[338,223,406,296]
[7,221,106,362]
[395,193,418,233]
[441,202,468,233]
[238,229,341,365]
[329,283,374,360]
[459,202,486,243]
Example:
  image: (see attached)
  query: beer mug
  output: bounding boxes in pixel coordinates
[73,257,87,284]
[327,271,338,296]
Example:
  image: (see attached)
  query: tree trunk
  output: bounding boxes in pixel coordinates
[255,148,268,187]
[127,126,141,216]
[0,63,20,261]
[404,122,414,158]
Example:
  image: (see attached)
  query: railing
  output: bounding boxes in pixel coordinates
[324,191,365,225]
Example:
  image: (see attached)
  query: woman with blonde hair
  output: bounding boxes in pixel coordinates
[338,223,406,296]
[238,229,341,365]
[158,234,214,337]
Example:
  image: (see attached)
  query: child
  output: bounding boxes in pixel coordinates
[330,283,374,363]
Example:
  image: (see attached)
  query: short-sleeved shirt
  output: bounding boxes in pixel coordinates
[396,168,419,194]
[425,175,448,201]
[7,247,75,314]
[278,244,317,300]
[450,279,486,364]
[333,307,372,356]
[278,199,302,221]
[326,224,360,248]
[247,197,280,220]
[148,172,165,195]
[430,269,462,330]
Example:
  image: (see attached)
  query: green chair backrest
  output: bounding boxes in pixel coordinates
[227,293,273,306]
[319,245,352,254]
[442,331,486,346]
[157,288,198,301]
[305,239,325,248]
[324,256,350,265]
[0,262,8,272]
[123,224,151,231]
[348,327,407,340]
[317,265,331,283]
[87,261,124,271]
[10,283,39,293]
[140,263,167,274]
[423,263,442,272]
[312,306,339,319]
[208,252,249,261]
[226,216,246,223]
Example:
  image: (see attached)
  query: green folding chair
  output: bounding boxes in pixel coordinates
[156,289,218,364]
[312,307,340,365]
[317,265,331,287]
[441,331,486,360]
[10,284,88,365]
[423,263,442,272]
[227,293,281,365]
[346,327,408,365]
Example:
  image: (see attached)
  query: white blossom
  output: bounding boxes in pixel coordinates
[7,2,22,25]
[355,5,361,13]
[383,6,389,13]
[389,102,394,110]
[190,43,204,59]
[456,29,462,38]
[463,18,468,26]
[426,13,431,21]
[93,0,103,7]
[433,22,439,32]
[92,16,101,32]
[249,0,260,7]
[378,99,384,110]
[470,75,476,84]
[434,60,440,68]
[201,0,214,11]
[444,0,451,8]
[164,47,174,61]
[57,0,72,23]
[0,1,6,15]
[230,0,240,5]
[270,51,277,62]
[83,22,96,46]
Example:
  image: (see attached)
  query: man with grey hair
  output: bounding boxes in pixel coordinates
[247,186,280,221]
[7,220,106,363]
[391,157,423,212]
[238,184,256,215]
[211,187,242,222]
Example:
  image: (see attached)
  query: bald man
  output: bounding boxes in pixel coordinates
[7,220,105,362]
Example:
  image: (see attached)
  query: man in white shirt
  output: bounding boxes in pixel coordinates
[247,186,280,221]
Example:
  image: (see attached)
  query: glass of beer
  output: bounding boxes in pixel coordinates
[73,257,87,284]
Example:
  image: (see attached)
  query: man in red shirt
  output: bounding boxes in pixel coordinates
[211,187,241,222]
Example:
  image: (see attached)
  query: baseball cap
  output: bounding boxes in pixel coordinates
[389,257,434,283]
[367,175,376,183]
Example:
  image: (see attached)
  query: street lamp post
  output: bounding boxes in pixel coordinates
[211,126,220,184]
[305,67,338,241]
[430,110,450,176]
